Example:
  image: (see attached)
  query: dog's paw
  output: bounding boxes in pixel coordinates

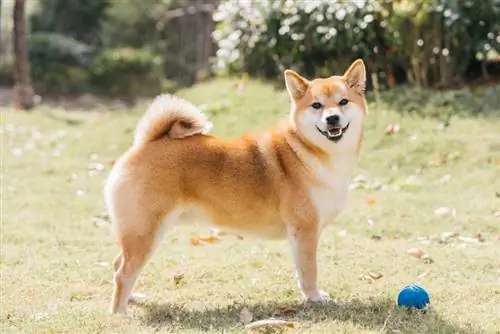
[129,292,148,303]
[305,290,334,303]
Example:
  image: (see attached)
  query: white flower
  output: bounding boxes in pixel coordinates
[363,14,374,23]
[335,8,346,21]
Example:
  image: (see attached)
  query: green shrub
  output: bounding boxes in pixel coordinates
[90,47,163,101]
[213,0,500,88]
[0,64,14,86]
[28,33,92,94]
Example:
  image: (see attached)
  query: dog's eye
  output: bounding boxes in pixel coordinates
[311,102,323,109]
[339,98,349,106]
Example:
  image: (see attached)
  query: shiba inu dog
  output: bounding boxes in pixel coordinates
[105,59,368,314]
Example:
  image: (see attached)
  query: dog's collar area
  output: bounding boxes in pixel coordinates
[316,123,350,142]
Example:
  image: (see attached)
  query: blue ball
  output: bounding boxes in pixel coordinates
[397,284,430,309]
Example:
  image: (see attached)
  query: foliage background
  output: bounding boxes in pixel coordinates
[0,0,499,98]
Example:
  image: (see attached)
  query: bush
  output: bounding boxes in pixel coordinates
[213,0,500,88]
[90,48,164,101]
[29,33,93,94]
[0,64,14,86]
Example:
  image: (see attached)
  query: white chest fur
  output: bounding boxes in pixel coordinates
[307,155,357,227]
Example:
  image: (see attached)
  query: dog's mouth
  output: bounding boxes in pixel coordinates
[316,123,350,142]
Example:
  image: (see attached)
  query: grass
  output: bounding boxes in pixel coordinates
[1,78,500,334]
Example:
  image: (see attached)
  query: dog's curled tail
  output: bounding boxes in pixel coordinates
[134,94,212,146]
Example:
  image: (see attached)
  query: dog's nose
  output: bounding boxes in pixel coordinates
[326,114,340,125]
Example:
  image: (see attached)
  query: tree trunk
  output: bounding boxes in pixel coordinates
[13,0,35,110]
[0,0,3,60]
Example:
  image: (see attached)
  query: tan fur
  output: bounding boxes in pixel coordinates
[105,60,369,314]
[134,94,212,145]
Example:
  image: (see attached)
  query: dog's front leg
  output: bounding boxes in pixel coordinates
[287,225,331,302]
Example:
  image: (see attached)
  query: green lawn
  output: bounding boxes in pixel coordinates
[1,79,500,333]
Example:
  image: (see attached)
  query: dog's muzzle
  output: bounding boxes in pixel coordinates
[316,122,350,142]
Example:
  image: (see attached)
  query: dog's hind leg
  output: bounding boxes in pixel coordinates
[110,205,179,314]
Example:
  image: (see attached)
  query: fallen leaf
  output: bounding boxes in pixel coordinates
[474,233,486,242]
[407,248,433,263]
[434,207,456,216]
[439,174,452,184]
[190,237,204,246]
[273,306,300,316]
[245,319,295,329]
[197,235,220,243]
[418,271,430,278]
[458,236,481,244]
[439,231,459,243]
[367,198,377,206]
[407,248,426,258]
[173,273,185,287]
[33,312,48,320]
[239,307,253,325]
[359,272,383,283]
[385,123,400,134]
[88,162,105,172]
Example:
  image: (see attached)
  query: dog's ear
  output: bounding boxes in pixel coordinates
[343,59,366,95]
[284,70,310,100]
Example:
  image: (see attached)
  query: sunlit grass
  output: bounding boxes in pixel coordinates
[1,79,499,333]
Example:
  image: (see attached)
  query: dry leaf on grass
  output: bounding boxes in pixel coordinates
[273,306,300,316]
[367,198,377,206]
[385,123,400,134]
[197,235,220,243]
[439,231,459,243]
[239,307,253,325]
[439,174,452,184]
[458,236,481,244]
[190,237,204,246]
[191,229,222,246]
[245,319,295,329]
[359,272,383,283]
[418,271,430,278]
[474,233,486,242]
[434,207,456,216]
[173,273,185,287]
[407,248,434,263]
[33,312,48,320]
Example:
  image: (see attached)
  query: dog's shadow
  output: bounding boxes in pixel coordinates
[134,297,475,333]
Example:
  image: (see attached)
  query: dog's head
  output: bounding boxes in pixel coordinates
[284,59,367,152]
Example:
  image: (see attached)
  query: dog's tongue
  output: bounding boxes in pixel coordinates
[328,126,342,135]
